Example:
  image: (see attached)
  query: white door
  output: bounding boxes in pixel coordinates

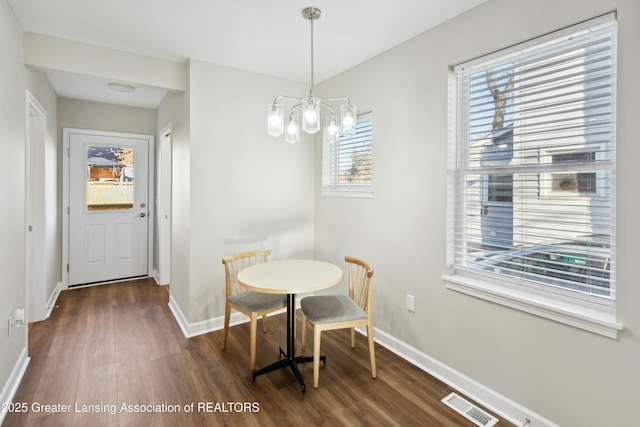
[68,132,150,286]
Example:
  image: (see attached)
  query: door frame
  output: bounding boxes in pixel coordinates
[62,128,155,289]
[25,91,48,322]
[156,123,172,285]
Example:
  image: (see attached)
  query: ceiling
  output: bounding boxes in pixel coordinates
[8,0,487,108]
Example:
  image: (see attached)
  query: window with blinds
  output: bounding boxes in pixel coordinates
[322,112,373,197]
[453,14,616,302]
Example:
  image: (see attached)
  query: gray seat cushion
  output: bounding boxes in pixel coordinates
[228,291,286,312]
[301,295,367,324]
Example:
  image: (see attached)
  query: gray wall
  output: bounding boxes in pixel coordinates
[0,0,57,407]
[314,0,639,425]
[160,59,316,328]
[58,97,157,136]
[0,0,29,398]
[157,86,191,317]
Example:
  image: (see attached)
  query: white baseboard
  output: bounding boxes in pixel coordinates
[168,295,286,338]
[0,347,30,425]
[364,326,559,427]
[166,297,555,426]
[152,269,169,286]
[168,294,191,337]
[168,294,240,338]
[152,269,172,286]
[45,282,63,319]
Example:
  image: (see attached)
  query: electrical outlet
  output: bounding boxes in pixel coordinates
[14,309,24,327]
[406,294,415,312]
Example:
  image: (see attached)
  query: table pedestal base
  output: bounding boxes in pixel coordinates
[252,293,325,394]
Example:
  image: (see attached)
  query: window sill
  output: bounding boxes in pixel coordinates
[442,273,623,339]
[320,188,373,198]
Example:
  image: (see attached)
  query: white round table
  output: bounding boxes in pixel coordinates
[237,259,342,393]
[237,259,342,294]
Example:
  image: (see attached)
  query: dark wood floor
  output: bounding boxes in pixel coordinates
[3,278,511,427]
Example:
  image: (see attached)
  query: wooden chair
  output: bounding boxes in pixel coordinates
[300,256,376,388]
[221,250,286,370]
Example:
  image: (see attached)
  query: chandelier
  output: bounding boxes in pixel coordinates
[266,7,357,144]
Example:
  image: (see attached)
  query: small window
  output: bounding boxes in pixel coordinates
[488,174,513,202]
[551,152,597,193]
[321,112,372,198]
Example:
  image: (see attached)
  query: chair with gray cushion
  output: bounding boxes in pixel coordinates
[221,250,286,370]
[300,256,376,388]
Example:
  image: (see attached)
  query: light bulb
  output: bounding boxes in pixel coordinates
[285,115,299,143]
[269,113,281,126]
[266,104,284,137]
[340,104,357,137]
[287,122,297,135]
[302,98,321,133]
[324,115,339,144]
[304,109,318,123]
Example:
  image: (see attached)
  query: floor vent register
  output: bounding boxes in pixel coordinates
[441,392,499,427]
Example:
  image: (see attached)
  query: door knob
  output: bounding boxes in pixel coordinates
[137,212,147,218]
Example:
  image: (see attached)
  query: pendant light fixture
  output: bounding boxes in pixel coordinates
[267,7,357,144]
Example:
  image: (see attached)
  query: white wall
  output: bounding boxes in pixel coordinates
[0,1,57,410]
[0,0,29,403]
[23,32,187,93]
[57,97,157,136]
[157,86,191,316]
[314,0,640,425]
[167,59,316,328]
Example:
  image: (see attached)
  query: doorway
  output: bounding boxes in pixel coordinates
[26,91,49,322]
[62,129,154,287]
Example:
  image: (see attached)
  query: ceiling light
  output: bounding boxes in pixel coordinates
[108,82,136,93]
[267,7,357,144]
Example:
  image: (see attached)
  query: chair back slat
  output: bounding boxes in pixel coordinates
[346,256,374,313]
[222,250,271,296]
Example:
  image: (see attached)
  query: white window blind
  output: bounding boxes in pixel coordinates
[453,15,616,302]
[322,112,373,197]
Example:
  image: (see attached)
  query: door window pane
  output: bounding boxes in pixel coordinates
[86,146,134,211]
